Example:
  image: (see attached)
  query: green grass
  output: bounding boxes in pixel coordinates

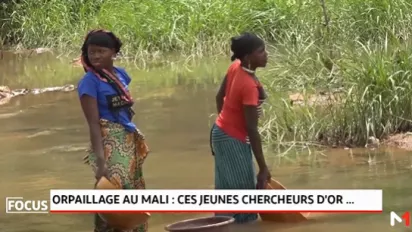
[0,0,358,58]
[3,0,412,150]
[259,39,412,151]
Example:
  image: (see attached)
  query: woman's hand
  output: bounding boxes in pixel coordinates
[95,163,109,180]
[256,167,271,189]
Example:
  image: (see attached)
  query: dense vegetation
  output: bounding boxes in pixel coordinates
[2,0,412,149]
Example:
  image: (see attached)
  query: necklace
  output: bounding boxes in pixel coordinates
[241,66,255,74]
[241,66,260,83]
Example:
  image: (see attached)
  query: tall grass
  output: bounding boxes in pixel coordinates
[3,0,412,149]
[260,36,412,150]
[5,0,412,55]
[0,0,350,57]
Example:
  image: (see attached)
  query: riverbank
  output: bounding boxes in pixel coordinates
[2,0,412,150]
[384,133,412,151]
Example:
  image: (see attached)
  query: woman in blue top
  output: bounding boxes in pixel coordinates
[77,30,149,232]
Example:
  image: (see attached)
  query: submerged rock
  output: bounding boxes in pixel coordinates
[0,86,12,98]
[365,136,380,150]
[0,86,14,105]
[0,84,76,106]
[30,84,75,95]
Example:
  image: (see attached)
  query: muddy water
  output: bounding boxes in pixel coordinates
[0,56,411,232]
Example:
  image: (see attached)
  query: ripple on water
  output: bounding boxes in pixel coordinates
[26,130,56,138]
[0,110,23,119]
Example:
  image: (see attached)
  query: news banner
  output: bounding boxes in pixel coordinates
[6,189,382,213]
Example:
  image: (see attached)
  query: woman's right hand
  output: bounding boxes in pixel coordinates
[95,163,109,180]
[256,167,271,189]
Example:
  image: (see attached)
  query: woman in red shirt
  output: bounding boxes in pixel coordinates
[210,32,271,223]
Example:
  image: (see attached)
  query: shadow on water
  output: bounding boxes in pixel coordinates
[0,55,411,231]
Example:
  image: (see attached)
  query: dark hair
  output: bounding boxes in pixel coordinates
[230,32,264,61]
[81,30,122,67]
[80,30,133,106]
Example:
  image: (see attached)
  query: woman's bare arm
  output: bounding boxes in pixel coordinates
[80,95,105,167]
[215,76,227,114]
[243,105,267,170]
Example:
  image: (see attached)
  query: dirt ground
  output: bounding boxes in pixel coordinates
[383,132,412,151]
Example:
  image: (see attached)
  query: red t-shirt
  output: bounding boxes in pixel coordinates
[215,60,261,142]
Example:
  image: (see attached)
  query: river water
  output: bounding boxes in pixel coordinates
[0,53,411,231]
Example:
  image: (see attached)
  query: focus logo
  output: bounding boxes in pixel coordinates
[6,197,49,214]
